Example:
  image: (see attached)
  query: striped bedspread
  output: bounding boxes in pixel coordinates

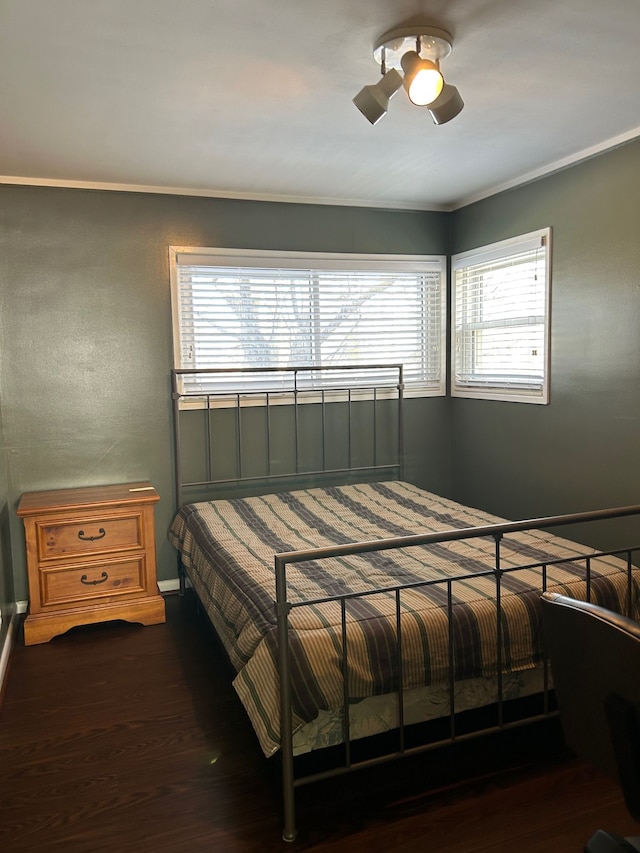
[169,481,639,756]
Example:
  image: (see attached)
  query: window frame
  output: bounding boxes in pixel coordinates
[450,228,552,405]
[169,246,448,400]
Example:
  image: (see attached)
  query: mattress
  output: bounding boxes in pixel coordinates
[169,481,638,756]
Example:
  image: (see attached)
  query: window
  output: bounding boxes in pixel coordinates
[170,247,446,396]
[451,228,551,404]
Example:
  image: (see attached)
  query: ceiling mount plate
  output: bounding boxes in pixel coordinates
[373,26,453,70]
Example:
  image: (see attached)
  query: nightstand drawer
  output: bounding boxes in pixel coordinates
[37,513,143,560]
[40,555,146,606]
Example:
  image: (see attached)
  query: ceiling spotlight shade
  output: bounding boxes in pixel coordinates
[428,83,464,125]
[400,51,444,106]
[352,68,403,125]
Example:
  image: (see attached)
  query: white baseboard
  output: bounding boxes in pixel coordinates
[0,606,19,695]
[15,600,27,615]
[158,578,191,593]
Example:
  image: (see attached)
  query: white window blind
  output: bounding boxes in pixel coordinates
[451,229,551,404]
[170,248,446,395]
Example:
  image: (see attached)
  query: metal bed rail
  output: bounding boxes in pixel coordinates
[274,503,640,842]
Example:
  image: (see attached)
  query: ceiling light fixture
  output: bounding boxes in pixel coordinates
[353,25,464,125]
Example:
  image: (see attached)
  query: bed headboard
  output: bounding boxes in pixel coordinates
[171,364,404,507]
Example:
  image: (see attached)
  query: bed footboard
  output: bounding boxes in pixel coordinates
[274,506,640,842]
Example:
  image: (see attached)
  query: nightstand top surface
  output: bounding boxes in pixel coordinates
[17,482,159,516]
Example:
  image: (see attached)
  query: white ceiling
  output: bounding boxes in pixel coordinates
[1,0,640,211]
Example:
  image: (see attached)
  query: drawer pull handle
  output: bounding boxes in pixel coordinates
[77,528,106,542]
[80,572,109,586]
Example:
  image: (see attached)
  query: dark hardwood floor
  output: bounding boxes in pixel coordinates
[1,592,637,853]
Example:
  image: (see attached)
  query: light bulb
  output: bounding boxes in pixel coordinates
[407,66,444,106]
[401,52,444,107]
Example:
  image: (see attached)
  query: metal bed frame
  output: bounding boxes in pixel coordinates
[170,365,640,842]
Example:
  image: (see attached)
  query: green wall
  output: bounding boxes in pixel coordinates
[0,394,13,626]
[450,139,640,549]
[3,136,639,606]
[0,187,450,602]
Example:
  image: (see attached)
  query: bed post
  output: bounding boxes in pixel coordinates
[171,370,186,596]
[397,364,405,482]
[275,553,297,842]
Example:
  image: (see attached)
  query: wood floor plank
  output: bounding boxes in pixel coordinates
[1,592,638,852]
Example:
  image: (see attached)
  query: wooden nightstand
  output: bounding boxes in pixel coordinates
[17,482,166,645]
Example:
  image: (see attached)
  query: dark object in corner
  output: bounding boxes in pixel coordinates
[541,592,640,852]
